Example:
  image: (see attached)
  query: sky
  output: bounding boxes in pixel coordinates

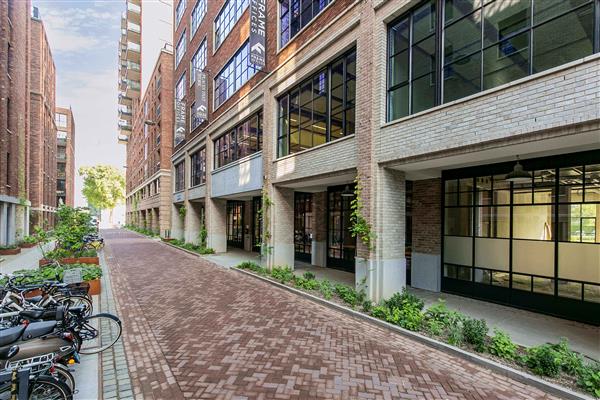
[32,0,127,207]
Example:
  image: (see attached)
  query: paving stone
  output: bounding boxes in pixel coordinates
[102,229,560,400]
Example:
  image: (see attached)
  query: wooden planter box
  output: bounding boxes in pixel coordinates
[0,248,21,255]
[39,256,100,267]
[20,243,37,249]
[87,279,101,296]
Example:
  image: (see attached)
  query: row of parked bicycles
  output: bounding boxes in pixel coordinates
[0,233,120,399]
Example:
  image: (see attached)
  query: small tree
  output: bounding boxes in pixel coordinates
[79,165,125,224]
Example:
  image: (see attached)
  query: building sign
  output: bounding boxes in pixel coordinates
[174,99,186,146]
[249,0,266,69]
[195,70,208,121]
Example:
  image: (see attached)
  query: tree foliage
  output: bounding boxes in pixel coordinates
[79,165,125,211]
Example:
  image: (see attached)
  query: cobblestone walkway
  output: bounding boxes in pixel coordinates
[103,229,558,400]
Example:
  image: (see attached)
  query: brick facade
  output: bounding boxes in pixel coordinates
[125,49,174,237]
[29,13,56,229]
[411,179,441,255]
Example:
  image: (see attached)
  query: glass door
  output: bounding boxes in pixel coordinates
[327,186,356,272]
[226,201,244,249]
[294,192,313,262]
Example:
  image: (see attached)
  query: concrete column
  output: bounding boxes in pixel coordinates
[7,204,16,245]
[365,167,407,301]
[171,204,184,240]
[311,192,327,267]
[185,201,202,244]
[206,197,226,253]
[152,208,159,234]
[0,203,7,246]
[271,186,294,268]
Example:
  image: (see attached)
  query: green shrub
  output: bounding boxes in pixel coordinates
[8,264,102,285]
[271,266,294,283]
[462,318,488,352]
[371,305,390,320]
[447,324,463,346]
[489,329,517,360]
[526,344,563,377]
[425,319,444,336]
[318,280,334,300]
[293,276,319,290]
[334,284,358,306]
[395,303,424,331]
[236,261,267,275]
[553,338,584,376]
[198,247,215,254]
[302,271,316,280]
[22,236,38,244]
[0,244,19,250]
[362,300,373,313]
[384,289,424,312]
[578,363,600,398]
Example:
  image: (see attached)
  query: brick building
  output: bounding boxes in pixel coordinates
[170,0,600,325]
[0,0,31,245]
[125,48,174,236]
[55,106,75,207]
[29,7,57,229]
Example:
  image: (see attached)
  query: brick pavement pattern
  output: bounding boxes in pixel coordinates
[103,229,558,400]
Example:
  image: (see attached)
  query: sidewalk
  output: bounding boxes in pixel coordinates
[0,242,54,273]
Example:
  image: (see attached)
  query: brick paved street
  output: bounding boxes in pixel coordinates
[103,229,558,400]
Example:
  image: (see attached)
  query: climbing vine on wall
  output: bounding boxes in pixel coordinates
[179,205,187,220]
[349,178,376,251]
[258,188,274,257]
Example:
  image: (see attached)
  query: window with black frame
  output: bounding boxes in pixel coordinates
[443,154,600,315]
[174,161,185,192]
[214,41,259,108]
[190,148,206,187]
[387,0,598,121]
[279,0,331,47]
[214,111,262,169]
[277,49,355,157]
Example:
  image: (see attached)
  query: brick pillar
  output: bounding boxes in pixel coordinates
[152,208,159,234]
[0,203,7,246]
[206,198,226,253]
[171,204,184,240]
[311,192,327,267]
[270,186,294,268]
[411,178,442,292]
[185,201,202,244]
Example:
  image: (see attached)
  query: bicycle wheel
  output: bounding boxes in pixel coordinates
[29,375,72,400]
[55,295,93,317]
[53,364,75,393]
[78,313,122,355]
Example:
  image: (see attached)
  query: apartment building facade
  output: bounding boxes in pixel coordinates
[125,49,174,236]
[171,0,600,325]
[0,0,31,245]
[55,106,75,207]
[29,7,57,230]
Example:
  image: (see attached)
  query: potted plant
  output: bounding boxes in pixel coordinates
[0,244,21,255]
[19,236,38,249]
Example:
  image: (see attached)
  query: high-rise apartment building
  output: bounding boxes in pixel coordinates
[0,0,31,245]
[29,6,57,230]
[171,0,600,325]
[125,48,174,236]
[55,106,75,207]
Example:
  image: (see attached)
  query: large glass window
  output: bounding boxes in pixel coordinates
[279,0,331,47]
[214,41,259,108]
[387,0,598,121]
[176,73,186,101]
[190,148,206,187]
[175,31,186,68]
[215,0,249,49]
[278,49,356,157]
[175,0,187,28]
[214,111,262,168]
[190,40,207,84]
[174,161,185,192]
[190,0,207,36]
[443,154,600,305]
[55,113,67,128]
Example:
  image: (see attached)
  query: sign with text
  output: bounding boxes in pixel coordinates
[63,268,83,284]
[174,99,186,146]
[249,0,266,69]
[194,70,208,121]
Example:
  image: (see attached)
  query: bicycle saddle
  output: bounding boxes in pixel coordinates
[0,326,26,347]
[21,321,57,341]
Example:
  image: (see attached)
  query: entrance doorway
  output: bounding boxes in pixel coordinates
[327,186,356,272]
[226,201,244,249]
[294,192,313,262]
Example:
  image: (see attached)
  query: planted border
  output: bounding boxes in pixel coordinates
[235,262,599,399]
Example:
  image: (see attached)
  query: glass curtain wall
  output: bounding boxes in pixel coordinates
[442,151,600,324]
[226,201,244,248]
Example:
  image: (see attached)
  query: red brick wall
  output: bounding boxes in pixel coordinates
[412,178,441,255]
[173,0,355,149]
[0,0,30,199]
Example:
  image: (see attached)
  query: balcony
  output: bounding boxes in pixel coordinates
[57,171,66,179]
[211,153,263,198]
[125,44,140,64]
[118,92,132,107]
[57,137,67,146]
[126,2,140,25]
[118,120,132,136]
[123,79,140,99]
[118,135,129,145]
[119,106,133,121]
[57,153,67,161]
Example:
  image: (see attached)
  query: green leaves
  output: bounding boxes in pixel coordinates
[79,165,125,211]
[349,178,376,251]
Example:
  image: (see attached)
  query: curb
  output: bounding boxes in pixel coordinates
[232,267,593,400]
